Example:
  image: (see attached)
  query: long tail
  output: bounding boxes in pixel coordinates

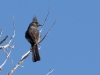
[32,45,40,62]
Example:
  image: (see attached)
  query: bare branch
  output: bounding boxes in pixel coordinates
[0,49,13,71]
[3,49,13,63]
[8,16,15,45]
[0,16,15,49]
[8,50,31,75]
[0,35,8,44]
[21,50,31,61]
[39,17,58,44]
[0,29,3,37]
[40,8,50,32]
[8,47,41,75]
[0,16,16,71]
[46,69,54,75]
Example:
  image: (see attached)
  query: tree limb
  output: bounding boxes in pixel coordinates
[39,17,58,44]
[46,69,54,75]
[8,50,31,75]
[0,16,16,71]
[0,35,8,44]
[0,29,3,37]
[40,8,50,32]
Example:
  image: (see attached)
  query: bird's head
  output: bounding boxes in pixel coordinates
[31,16,42,28]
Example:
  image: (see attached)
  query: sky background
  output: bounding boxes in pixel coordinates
[0,0,100,75]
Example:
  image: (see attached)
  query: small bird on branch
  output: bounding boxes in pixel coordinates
[25,16,41,62]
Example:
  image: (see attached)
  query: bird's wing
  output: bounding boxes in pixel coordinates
[29,29,40,45]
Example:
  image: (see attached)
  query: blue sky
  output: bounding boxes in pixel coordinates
[0,0,100,75]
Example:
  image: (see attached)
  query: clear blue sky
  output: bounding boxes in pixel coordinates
[0,0,100,75]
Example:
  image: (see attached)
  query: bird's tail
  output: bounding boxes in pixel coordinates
[32,45,40,62]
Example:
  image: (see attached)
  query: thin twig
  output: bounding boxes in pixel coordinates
[46,69,54,75]
[0,16,16,71]
[8,47,41,75]
[0,29,3,37]
[0,16,16,49]
[8,50,31,75]
[39,17,58,44]
[8,16,15,45]
[0,49,13,71]
[4,49,13,63]
[0,35,8,44]
[40,8,50,32]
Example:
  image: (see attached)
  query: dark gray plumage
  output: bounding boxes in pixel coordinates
[25,17,41,62]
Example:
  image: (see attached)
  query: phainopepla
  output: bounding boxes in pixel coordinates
[25,16,41,62]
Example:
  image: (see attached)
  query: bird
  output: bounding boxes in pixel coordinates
[25,16,42,62]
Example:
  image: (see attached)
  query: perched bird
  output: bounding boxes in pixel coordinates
[25,16,41,62]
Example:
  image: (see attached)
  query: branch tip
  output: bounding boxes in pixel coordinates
[40,8,50,32]
[39,17,58,44]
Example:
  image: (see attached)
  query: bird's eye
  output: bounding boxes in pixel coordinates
[34,22,38,24]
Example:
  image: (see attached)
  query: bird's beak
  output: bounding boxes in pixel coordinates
[38,24,42,26]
